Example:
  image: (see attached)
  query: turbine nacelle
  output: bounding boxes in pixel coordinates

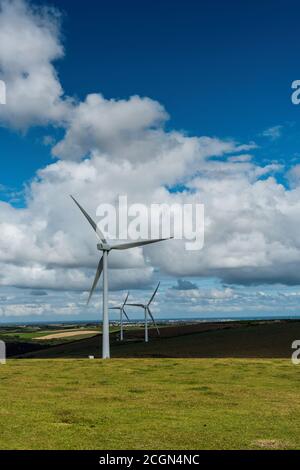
[97,243,110,251]
[127,282,161,338]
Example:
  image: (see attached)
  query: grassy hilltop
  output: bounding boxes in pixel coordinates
[0,358,299,450]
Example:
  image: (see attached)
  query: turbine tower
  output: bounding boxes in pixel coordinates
[127,282,161,343]
[109,292,130,342]
[71,196,171,359]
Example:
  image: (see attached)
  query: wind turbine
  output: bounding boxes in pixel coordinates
[109,292,130,342]
[127,282,161,343]
[70,196,171,359]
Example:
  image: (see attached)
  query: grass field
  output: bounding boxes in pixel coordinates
[0,358,299,450]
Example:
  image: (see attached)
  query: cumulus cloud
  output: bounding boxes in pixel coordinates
[167,287,234,302]
[287,164,300,188]
[228,154,252,163]
[0,261,154,292]
[52,93,168,161]
[0,0,71,129]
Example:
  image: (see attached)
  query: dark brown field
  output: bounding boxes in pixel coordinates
[12,319,300,359]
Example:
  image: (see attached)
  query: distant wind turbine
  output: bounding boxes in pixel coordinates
[109,292,130,342]
[70,196,171,359]
[127,282,161,343]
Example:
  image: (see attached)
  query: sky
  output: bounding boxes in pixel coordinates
[2,0,300,322]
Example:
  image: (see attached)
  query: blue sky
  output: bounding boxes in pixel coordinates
[3,0,300,194]
[2,0,300,322]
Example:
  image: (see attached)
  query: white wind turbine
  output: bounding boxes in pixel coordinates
[127,282,161,343]
[109,292,130,342]
[70,196,171,359]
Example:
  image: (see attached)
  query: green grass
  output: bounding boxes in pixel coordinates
[0,358,299,450]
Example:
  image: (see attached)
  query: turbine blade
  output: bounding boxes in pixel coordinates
[70,195,107,244]
[127,303,145,308]
[111,237,172,250]
[122,291,130,308]
[147,307,160,335]
[109,307,120,310]
[87,256,104,304]
[148,281,161,306]
[122,308,130,321]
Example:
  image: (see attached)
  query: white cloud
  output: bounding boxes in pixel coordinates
[0,262,153,292]
[287,164,300,188]
[4,146,300,292]
[167,287,234,302]
[262,125,283,141]
[52,93,168,161]
[228,154,252,163]
[0,0,72,129]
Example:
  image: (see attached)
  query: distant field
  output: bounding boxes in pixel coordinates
[34,330,98,340]
[0,325,100,356]
[0,358,299,450]
[0,327,99,341]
